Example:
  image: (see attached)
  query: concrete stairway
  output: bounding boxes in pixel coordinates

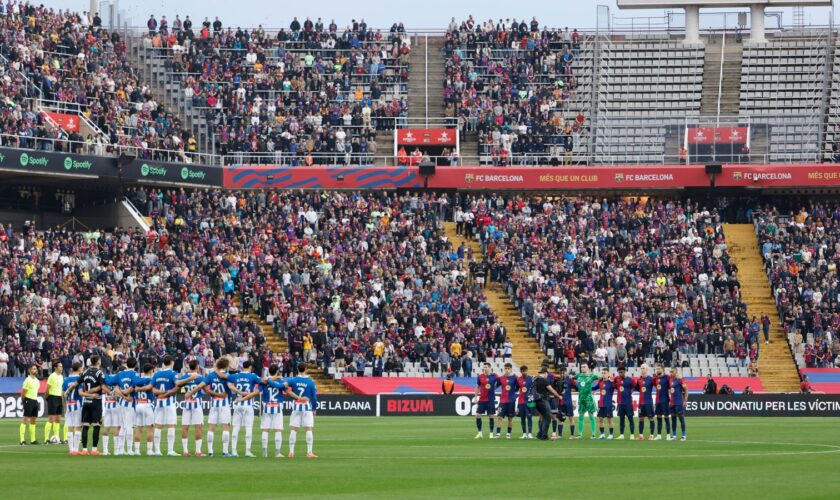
[442,222,547,371]
[723,224,801,392]
[700,38,743,116]
[236,294,350,394]
[407,36,447,126]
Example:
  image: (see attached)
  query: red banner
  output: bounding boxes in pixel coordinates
[426,165,710,189]
[688,127,748,144]
[44,112,81,133]
[718,164,840,187]
[396,128,457,146]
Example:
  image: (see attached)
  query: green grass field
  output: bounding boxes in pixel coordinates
[2,417,840,499]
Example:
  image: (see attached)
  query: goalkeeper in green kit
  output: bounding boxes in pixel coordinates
[572,363,601,439]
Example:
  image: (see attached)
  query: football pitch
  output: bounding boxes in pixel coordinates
[1,417,839,499]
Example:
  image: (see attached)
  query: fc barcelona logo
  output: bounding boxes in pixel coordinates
[614,173,625,183]
[465,173,475,184]
[505,385,511,390]
[642,387,647,392]
[485,384,491,389]
[733,171,743,181]
[619,386,624,392]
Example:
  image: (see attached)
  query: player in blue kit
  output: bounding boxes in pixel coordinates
[473,363,497,438]
[62,362,83,455]
[516,366,533,439]
[101,371,121,455]
[636,364,656,440]
[494,363,519,439]
[132,364,156,455]
[151,355,198,456]
[596,368,616,439]
[228,361,262,457]
[283,363,319,458]
[113,358,139,455]
[615,367,636,440]
[654,365,671,440]
[187,358,233,456]
[556,366,577,439]
[260,364,290,457]
[178,360,205,456]
[669,368,688,441]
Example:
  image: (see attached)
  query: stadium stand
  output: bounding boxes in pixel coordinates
[132,17,410,166]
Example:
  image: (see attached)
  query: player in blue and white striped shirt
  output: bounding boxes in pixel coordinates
[186,358,232,456]
[151,355,198,456]
[101,372,121,456]
[132,364,156,455]
[113,358,139,456]
[178,360,205,456]
[283,363,319,459]
[259,364,290,458]
[228,361,262,457]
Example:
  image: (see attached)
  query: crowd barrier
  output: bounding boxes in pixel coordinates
[3,145,840,190]
[2,394,838,419]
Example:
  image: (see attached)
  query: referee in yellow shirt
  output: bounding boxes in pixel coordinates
[45,362,64,444]
[20,365,40,445]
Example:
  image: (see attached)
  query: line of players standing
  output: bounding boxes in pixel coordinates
[474,362,688,441]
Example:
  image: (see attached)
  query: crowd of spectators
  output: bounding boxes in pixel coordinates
[443,16,586,165]
[143,15,411,166]
[0,1,197,162]
[0,189,516,379]
[755,203,840,369]
[454,196,757,370]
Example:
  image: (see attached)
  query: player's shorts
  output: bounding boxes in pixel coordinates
[597,406,614,418]
[476,401,496,416]
[120,406,135,430]
[135,404,154,427]
[579,399,597,415]
[103,408,120,428]
[47,395,63,416]
[233,406,255,428]
[154,405,177,426]
[208,406,231,425]
[261,413,284,431]
[638,404,655,418]
[549,398,558,412]
[560,402,575,418]
[182,408,204,426]
[65,408,81,427]
[655,402,671,416]
[497,402,516,418]
[289,410,314,428]
[617,405,634,418]
[22,398,39,418]
[517,403,531,417]
[669,405,685,416]
[81,403,102,424]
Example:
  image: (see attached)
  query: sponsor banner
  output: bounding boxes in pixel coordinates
[687,127,748,144]
[396,128,457,146]
[224,165,421,189]
[0,394,376,419]
[0,146,112,176]
[427,166,710,190]
[123,159,222,186]
[719,164,840,187]
[44,111,82,133]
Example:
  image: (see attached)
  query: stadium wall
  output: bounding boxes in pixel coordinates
[3,145,840,190]
[2,394,838,418]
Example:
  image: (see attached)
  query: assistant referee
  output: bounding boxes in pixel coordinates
[20,365,40,445]
[45,362,64,444]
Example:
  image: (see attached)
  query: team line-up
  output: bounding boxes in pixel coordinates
[474,362,688,441]
[19,355,319,458]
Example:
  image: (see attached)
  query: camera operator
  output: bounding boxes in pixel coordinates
[533,368,562,440]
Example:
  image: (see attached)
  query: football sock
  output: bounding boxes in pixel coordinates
[231,425,240,453]
[527,416,533,433]
[671,415,677,435]
[195,439,202,454]
[44,423,52,441]
[640,420,645,436]
[289,430,297,453]
[167,428,175,453]
[577,414,584,435]
[19,423,25,442]
[665,416,671,434]
[103,435,110,453]
[551,419,557,433]
[679,416,686,436]
[74,431,82,452]
[619,419,624,435]
[153,429,161,452]
[589,415,596,436]
[520,414,527,433]
[67,431,75,451]
[63,424,68,441]
[262,432,269,452]
[245,427,253,453]
[475,418,482,432]
[222,430,230,454]
[92,426,100,447]
[599,426,604,435]
[28,424,35,442]
[506,426,511,435]
[81,426,89,448]
[182,438,189,452]
[207,431,214,453]
[629,418,635,435]
[275,433,282,453]
[488,418,495,434]
[306,430,313,454]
